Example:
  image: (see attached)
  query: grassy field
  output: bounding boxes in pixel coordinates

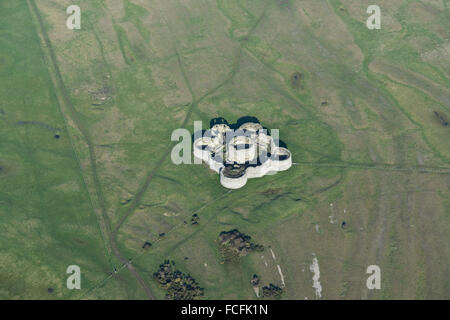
[0,0,448,299]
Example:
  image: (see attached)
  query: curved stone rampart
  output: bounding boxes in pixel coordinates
[220,169,248,189]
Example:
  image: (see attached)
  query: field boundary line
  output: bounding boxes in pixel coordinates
[292,161,450,174]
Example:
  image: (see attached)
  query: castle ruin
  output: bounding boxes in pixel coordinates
[193,121,292,189]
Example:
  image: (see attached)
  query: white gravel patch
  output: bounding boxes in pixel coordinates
[309,255,322,299]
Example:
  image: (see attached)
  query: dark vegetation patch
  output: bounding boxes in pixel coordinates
[434,111,449,127]
[190,214,200,225]
[153,260,204,300]
[142,241,152,250]
[290,72,304,90]
[209,117,229,128]
[261,188,283,196]
[262,283,283,299]
[251,274,260,287]
[217,229,264,263]
[251,274,283,299]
